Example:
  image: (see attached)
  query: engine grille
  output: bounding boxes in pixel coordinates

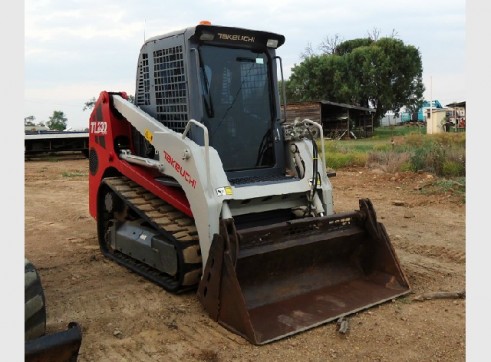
[135,46,189,133]
[136,53,150,106]
[229,174,296,186]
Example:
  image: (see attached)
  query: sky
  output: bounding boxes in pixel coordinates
[24,0,467,130]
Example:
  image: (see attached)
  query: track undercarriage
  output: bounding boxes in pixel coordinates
[97,176,202,293]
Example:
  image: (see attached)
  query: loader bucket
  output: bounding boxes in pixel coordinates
[197,198,410,345]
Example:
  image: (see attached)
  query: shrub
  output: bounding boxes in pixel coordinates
[408,145,429,172]
[372,144,392,152]
[366,151,411,173]
[432,132,466,147]
[404,133,425,147]
[419,177,466,204]
[442,161,465,177]
[321,127,465,177]
[326,153,367,169]
[407,139,465,176]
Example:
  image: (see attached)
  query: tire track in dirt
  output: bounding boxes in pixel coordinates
[73,284,242,361]
[395,239,466,264]
[397,250,465,293]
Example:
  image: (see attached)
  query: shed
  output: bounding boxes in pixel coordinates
[426,108,451,134]
[445,101,466,131]
[281,101,375,139]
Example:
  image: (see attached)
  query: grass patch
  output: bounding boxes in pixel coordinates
[371,124,426,139]
[326,152,367,169]
[62,171,88,178]
[45,157,62,162]
[319,125,466,200]
[366,151,411,173]
[321,126,465,178]
[418,177,466,204]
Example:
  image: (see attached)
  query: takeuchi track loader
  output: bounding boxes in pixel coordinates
[88,22,410,345]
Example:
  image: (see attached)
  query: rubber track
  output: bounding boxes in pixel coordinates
[101,176,202,293]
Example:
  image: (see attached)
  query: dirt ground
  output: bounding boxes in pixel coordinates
[24,156,465,361]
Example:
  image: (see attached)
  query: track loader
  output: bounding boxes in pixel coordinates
[88,22,410,345]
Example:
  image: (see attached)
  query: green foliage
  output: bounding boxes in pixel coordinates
[433,178,465,194]
[404,132,426,147]
[46,111,68,131]
[366,151,411,173]
[83,97,97,112]
[398,161,413,172]
[325,152,367,169]
[84,94,136,112]
[431,132,466,147]
[405,136,465,177]
[442,160,465,178]
[286,36,425,125]
[335,38,374,55]
[322,127,465,178]
[323,139,370,168]
[371,125,426,139]
[62,171,88,178]
[418,177,465,203]
[25,115,47,129]
[287,54,350,102]
[372,143,392,152]
[24,115,36,126]
[409,145,430,172]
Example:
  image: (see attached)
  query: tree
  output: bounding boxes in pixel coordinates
[334,38,374,56]
[318,34,343,55]
[367,27,381,41]
[300,42,315,60]
[83,97,97,112]
[46,111,68,131]
[287,55,348,102]
[83,94,136,112]
[286,35,425,124]
[24,115,36,126]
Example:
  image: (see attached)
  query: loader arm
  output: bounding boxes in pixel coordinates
[107,94,335,267]
[109,94,226,265]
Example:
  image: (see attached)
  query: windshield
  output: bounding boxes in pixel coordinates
[199,45,275,171]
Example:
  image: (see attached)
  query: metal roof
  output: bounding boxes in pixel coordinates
[286,100,375,113]
[445,101,466,108]
[318,100,375,113]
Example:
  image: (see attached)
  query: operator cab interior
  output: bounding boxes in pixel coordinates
[198,45,275,172]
